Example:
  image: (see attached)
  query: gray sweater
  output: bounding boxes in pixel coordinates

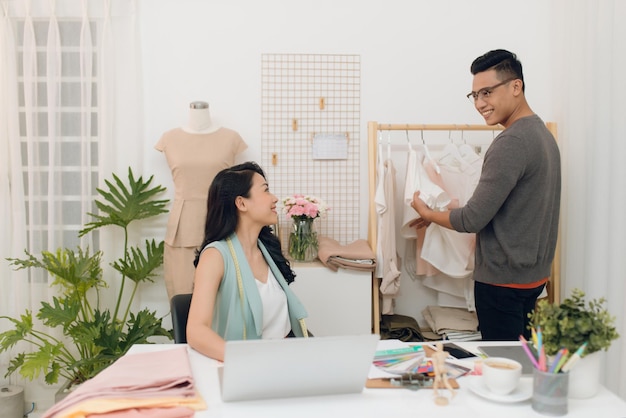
[449,115,561,285]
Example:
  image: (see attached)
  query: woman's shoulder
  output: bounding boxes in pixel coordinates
[202,235,241,261]
[197,239,228,262]
[205,239,228,250]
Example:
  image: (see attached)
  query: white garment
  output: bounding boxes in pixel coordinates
[421,147,482,278]
[422,274,474,311]
[378,159,401,315]
[400,148,450,239]
[255,269,291,339]
[437,292,468,310]
[418,145,483,312]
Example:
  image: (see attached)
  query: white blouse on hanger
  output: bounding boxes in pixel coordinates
[400,147,450,239]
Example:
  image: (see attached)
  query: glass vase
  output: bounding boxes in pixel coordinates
[288,217,318,262]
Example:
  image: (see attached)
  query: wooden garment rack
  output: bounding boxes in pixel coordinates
[366,121,560,335]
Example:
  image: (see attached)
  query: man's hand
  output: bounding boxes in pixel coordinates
[411,191,454,231]
[409,217,430,229]
[410,191,429,217]
[409,191,431,229]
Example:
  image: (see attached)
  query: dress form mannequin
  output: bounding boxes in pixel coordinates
[155,104,247,300]
[182,101,221,134]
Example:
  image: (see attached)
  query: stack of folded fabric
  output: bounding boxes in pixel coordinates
[317,237,377,272]
[43,346,206,418]
[421,305,482,342]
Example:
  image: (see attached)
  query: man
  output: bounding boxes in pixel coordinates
[411,49,561,341]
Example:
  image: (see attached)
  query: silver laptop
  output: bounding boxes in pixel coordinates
[220,334,380,402]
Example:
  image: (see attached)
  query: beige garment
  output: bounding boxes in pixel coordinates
[317,236,376,272]
[379,160,401,314]
[421,305,478,334]
[326,256,376,272]
[164,244,196,298]
[155,127,247,300]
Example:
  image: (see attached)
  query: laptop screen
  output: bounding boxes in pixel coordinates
[220,334,380,402]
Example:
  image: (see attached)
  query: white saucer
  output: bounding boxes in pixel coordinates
[466,376,533,403]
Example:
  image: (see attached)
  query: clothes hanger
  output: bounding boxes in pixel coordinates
[377,130,384,164]
[458,127,479,161]
[438,127,468,169]
[421,128,440,174]
[405,128,413,152]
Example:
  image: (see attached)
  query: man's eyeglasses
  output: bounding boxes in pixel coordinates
[466,78,517,103]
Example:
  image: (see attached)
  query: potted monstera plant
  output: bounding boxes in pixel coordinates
[529,288,619,398]
[0,168,172,393]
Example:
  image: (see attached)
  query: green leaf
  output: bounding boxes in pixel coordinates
[0,312,34,350]
[111,240,164,284]
[79,167,168,235]
[38,297,81,331]
[44,362,62,385]
[18,343,64,381]
[5,353,26,378]
[9,247,103,294]
[121,309,170,349]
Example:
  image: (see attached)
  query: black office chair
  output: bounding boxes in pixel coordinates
[170,293,193,344]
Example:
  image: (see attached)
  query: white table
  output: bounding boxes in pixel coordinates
[129,341,626,418]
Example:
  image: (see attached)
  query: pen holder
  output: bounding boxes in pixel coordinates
[532,369,569,416]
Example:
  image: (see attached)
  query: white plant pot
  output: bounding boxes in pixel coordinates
[567,350,602,399]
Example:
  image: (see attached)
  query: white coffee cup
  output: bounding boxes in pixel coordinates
[482,357,522,395]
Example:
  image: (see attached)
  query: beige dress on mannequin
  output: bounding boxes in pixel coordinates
[155,102,247,300]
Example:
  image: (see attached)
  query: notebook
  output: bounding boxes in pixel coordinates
[219,334,380,402]
[477,345,534,375]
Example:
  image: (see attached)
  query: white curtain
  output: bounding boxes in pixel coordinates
[553,0,626,399]
[0,0,141,401]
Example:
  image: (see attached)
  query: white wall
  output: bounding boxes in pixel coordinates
[138,0,555,326]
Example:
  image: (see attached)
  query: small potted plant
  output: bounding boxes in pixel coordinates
[529,288,619,398]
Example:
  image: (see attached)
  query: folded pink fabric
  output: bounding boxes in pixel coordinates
[44,346,203,418]
[317,237,376,272]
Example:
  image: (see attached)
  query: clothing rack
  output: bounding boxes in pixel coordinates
[366,121,560,335]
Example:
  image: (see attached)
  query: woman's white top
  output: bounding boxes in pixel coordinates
[256,268,291,338]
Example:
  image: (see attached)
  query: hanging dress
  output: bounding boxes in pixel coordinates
[155,127,247,300]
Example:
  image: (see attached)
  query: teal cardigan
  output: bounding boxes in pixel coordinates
[205,234,308,340]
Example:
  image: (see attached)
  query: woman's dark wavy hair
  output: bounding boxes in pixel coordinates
[193,161,296,284]
[470,49,525,93]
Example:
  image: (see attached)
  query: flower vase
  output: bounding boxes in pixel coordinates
[288,217,318,262]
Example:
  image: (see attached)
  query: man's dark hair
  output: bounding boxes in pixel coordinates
[470,49,525,92]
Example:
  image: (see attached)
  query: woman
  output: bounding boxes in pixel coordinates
[186,161,308,361]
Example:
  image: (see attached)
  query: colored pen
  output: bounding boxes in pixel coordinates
[519,335,541,370]
[538,345,547,372]
[561,342,587,372]
[548,348,566,373]
[531,327,538,348]
[552,348,570,374]
[536,326,542,352]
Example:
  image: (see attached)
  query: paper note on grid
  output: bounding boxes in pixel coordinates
[312,133,348,160]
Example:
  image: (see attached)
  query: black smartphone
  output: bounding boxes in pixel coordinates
[442,343,478,359]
